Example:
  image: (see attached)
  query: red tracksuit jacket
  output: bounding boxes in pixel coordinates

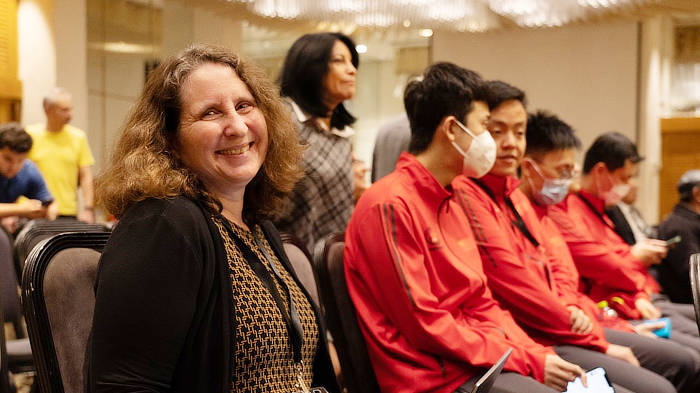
[548,191,660,319]
[529,202,635,333]
[344,154,553,393]
[452,174,609,351]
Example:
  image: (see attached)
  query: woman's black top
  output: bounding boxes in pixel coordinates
[86,196,338,393]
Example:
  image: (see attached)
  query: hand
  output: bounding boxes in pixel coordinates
[567,306,593,335]
[605,344,640,367]
[631,239,668,267]
[352,154,369,202]
[20,199,48,219]
[1,216,19,234]
[633,321,666,338]
[78,208,95,224]
[634,297,662,320]
[544,354,586,391]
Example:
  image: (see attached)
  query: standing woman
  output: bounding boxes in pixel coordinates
[275,32,366,250]
[88,44,338,393]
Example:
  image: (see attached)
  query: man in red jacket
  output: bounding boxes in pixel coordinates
[521,110,700,392]
[452,81,691,393]
[344,63,586,393]
[547,131,700,353]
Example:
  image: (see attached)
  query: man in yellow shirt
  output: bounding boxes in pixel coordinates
[27,88,95,223]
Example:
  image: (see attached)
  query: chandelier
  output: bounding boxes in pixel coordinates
[223,0,659,31]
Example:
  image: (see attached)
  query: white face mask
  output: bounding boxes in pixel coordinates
[601,171,631,206]
[451,119,497,178]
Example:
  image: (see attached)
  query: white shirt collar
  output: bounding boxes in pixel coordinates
[289,99,355,138]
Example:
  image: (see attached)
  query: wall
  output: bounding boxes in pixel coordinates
[18,0,56,126]
[433,21,639,150]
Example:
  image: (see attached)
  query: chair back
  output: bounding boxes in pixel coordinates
[22,232,111,393]
[0,284,14,393]
[280,233,320,308]
[690,253,700,333]
[313,234,381,393]
[14,219,108,275]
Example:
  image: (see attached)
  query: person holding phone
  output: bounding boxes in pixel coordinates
[657,170,700,304]
[0,122,57,233]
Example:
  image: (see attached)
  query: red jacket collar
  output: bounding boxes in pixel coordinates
[578,189,605,213]
[471,173,521,202]
[395,152,452,201]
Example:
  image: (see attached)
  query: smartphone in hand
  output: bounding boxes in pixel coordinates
[665,235,681,246]
[564,367,614,393]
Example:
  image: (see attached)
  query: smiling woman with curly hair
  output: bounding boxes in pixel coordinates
[88,44,338,393]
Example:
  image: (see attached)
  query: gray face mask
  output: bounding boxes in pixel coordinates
[526,159,572,205]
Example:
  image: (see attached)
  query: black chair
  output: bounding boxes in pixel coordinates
[690,253,700,333]
[0,294,16,393]
[313,233,381,393]
[280,233,321,308]
[14,220,108,277]
[21,232,111,393]
[0,228,34,384]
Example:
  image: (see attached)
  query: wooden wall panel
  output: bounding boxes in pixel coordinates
[0,0,22,121]
[660,117,700,220]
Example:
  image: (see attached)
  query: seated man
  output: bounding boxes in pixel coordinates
[0,122,56,232]
[547,131,700,352]
[657,170,700,304]
[345,62,586,393]
[452,82,690,393]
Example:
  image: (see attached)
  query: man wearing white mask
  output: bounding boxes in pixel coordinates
[344,63,587,393]
[452,85,688,393]
[548,132,700,352]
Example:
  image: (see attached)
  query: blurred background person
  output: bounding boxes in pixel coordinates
[0,122,56,233]
[606,178,658,246]
[371,113,410,182]
[657,170,700,304]
[89,45,338,393]
[275,32,367,250]
[26,88,95,223]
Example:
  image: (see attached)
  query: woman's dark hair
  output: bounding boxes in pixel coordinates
[583,131,643,174]
[0,122,32,153]
[525,111,581,158]
[279,32,359,130]
[404,62,487,154]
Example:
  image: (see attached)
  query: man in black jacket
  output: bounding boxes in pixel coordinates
[657,170,700,304]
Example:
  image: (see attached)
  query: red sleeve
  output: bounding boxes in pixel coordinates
[344,200,551,381]
[547,204,650,298]
[539,218,584,307]
[455,189,608,353]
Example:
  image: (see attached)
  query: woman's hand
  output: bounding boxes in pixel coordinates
[605,344,640,367]
[567,306,593,334]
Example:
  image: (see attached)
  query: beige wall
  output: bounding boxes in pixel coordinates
[433,21,639,150]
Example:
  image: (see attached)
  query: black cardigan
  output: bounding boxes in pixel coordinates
[87,196,338,392]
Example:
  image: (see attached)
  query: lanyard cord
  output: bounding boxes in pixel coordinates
[575,192,616,231]
[470,178,540,248]
[221,219,305,364]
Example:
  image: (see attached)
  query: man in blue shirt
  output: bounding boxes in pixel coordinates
[0,122,55,232]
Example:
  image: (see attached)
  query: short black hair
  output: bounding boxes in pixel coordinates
[484,80,526,111]
[279,32,359,130]
[0,122,32,153]
[582,132,643,174]
[526,111,581,158]
[404,62,487,154]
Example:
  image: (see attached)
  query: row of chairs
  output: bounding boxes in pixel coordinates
[16,228,518,393]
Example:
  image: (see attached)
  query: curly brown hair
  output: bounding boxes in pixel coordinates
[96,44,304,221]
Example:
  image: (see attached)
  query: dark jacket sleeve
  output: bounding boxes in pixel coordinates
[88,200,206,392]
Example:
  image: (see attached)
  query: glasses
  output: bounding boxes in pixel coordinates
[529,159,579,180]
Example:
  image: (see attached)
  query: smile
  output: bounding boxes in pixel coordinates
[216,143,251,155]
